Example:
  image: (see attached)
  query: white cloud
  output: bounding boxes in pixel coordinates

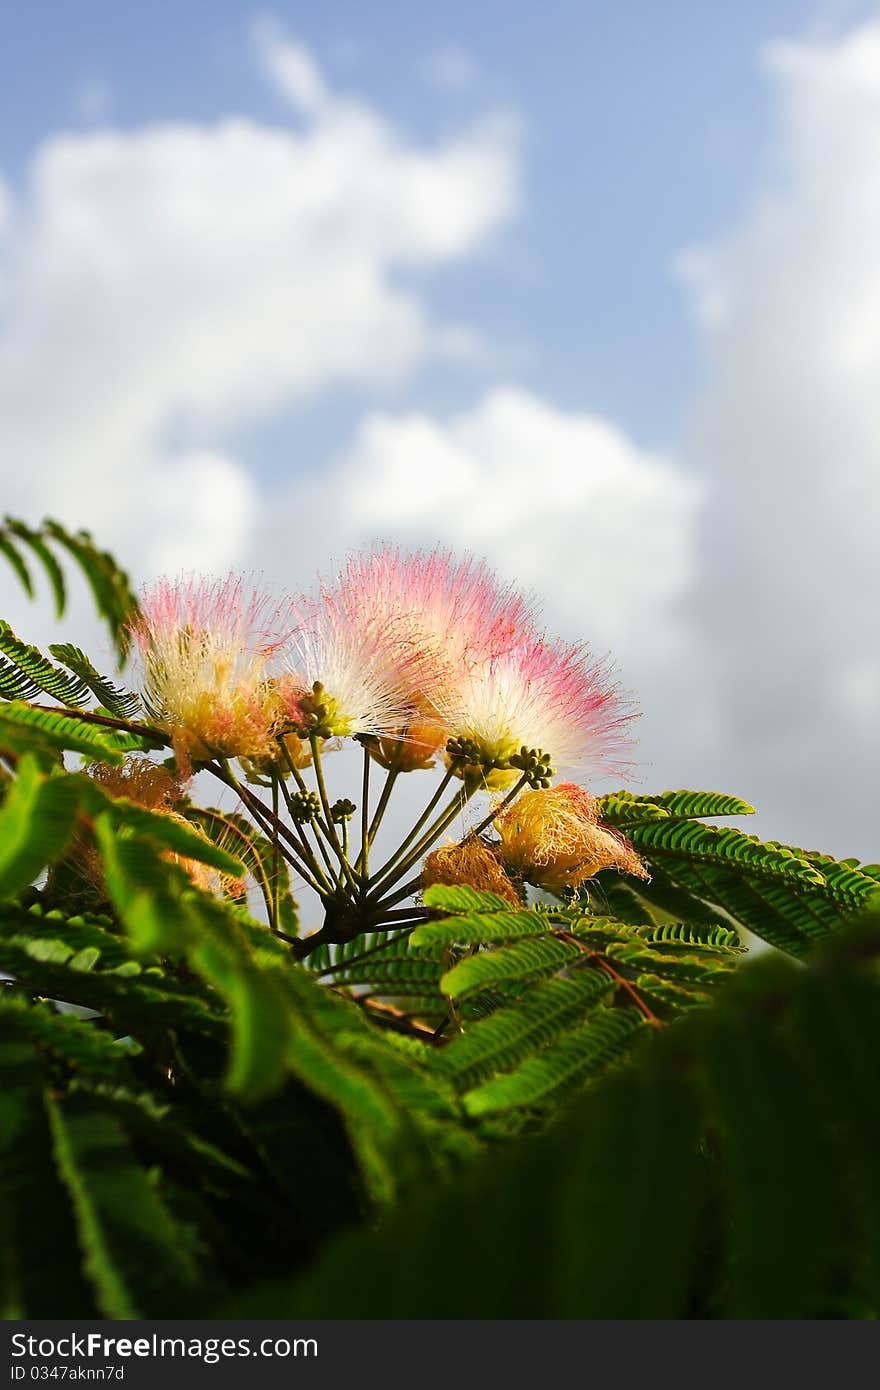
[678,18,880,855]
[0,23,519,587]
[252,17,330,115]
[281,385,702,687]
[73,78,114,123]
[421,46,479,94]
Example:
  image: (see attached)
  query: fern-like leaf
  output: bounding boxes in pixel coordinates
[2,520,66,617]
[1,518,137,661]
[46,1096,203,1317]
[0,702,155,765]
[437,969,613,1089]
[41,520,138,664]
[0,757,81,898]
[440,936,586,999]
[48,644,141,719]
[461,1005,648,1115]
[80,780,246,879]
[599,788,755,827]
[184,806,299,935]
[0,622,91,706]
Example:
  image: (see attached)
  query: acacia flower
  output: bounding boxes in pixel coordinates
[493,782,647,891]
[326,546,538,768]
[421,837,521,907]
[132,576,285,770]
[280,591,417,741]
[436,637,635,787]
[84,759,246,898]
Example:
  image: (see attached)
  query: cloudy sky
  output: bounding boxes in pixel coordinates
[1,1,878,860]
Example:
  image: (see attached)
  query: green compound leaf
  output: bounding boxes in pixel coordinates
[46,1096,203,1318]
[461,1006,648,1115]
[598,788,755,827]
[79,780,246,880]
[40,520,139,664]
[0,756,81,898]
[0,535,33,599]
[48,644,141,720]
[3,520,66,617]
[185,806,299,936]
[421,884,517,915]
[436,969,614,1089]
[440,936,586,999]
[1,517,138,662]
[0,702,154,765]
[0,622,91,706]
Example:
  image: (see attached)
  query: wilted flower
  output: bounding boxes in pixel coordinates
[85,759,246,898]
[493,782,647,891]
[89,756,178,811]
[436,638,635,787]
[132,576,285,770]
[421,837,521,907]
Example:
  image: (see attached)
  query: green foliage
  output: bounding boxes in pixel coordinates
[0,756,82,897]
[2,524,879,1318]
[0,701,156,765]
[46,1097,204,1319]
[0,517,138,663]
[0,621,92,705]
[0,623,142,726]
[598,787,756,824]
[184,806,299,936]
[47,644,141,719]
[592,786,878,958]
[228,912,880,1319]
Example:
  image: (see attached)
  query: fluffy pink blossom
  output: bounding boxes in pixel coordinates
[435,634,636,781]
[132,576,286,766]
[279,588,419,741]
[329,546,537,710]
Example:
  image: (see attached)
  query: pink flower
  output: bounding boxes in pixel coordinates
[132,576,286,767]
[329,545,537,711]
[435,634,636,783]
[279,588,417,740]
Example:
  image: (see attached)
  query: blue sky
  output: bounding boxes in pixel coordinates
[1,2,879,860]
[2,0,858,446]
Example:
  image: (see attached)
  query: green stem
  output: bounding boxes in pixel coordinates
[307,822,338,890]
[368,874,426,913]
[290,925,332,961]
[357,744,371,877]
[365,742,405,849]
[308,733,361,896]
[25,702,168,746]
[368,781,477,901]
[270,773,280,932]
[208,759,325,896]
[461,774,529,845]
[367,766,454,888]
[275,773,336,893]
[277,736,357,894]
[374,907,431,924]
[308,732,336,834]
